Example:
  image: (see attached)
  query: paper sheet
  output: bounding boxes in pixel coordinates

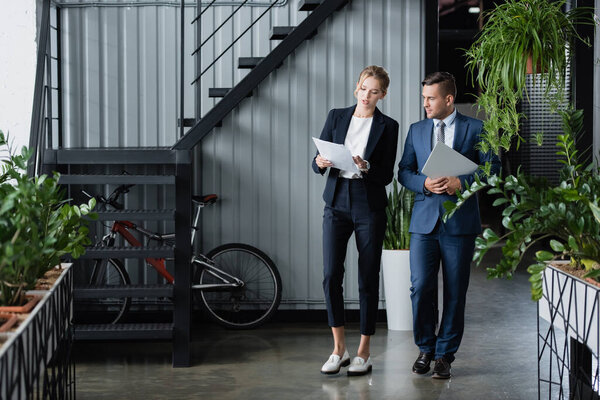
[421,141,478,178]
[312,137,359,173]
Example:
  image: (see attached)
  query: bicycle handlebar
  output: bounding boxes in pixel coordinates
[82,183,135,211]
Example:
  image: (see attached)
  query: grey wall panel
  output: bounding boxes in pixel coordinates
[62,4,194,148]
[199,0,424,309]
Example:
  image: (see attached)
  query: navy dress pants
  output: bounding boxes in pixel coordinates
[409,220,476,362]
[322,178,386,336]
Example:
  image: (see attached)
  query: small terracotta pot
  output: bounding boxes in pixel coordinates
[0,313,19,332]
[0,295,42,314]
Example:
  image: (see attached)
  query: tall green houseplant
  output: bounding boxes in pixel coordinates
[443,109,600,300]
[465,0,594,154]
[0,131,96,306]
[384,179,415,250]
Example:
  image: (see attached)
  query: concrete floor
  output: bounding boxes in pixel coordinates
[74,261,541,399]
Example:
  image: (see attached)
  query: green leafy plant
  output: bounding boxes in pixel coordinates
[383,179,415,250]
[0,130,96,306]
[443,109,600,300]
[465,0,595,154]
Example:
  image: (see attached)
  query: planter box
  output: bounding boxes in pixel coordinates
[0,264,75,400]
[538,263,600,399]
[382,250,412,331]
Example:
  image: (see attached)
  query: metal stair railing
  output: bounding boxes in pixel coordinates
[29,0,61,177]
[178,0,287,138]
[173,0,349,150]
[190,0,281,84]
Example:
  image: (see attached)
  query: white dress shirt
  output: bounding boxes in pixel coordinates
[432,108,457,148]
[340,116,373,179]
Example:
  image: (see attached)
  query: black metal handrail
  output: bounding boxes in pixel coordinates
[28,0,53,177]
[191,0,279,84]
[191,0,217,24]
[191,0,250,56]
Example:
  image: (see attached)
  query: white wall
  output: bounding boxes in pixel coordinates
[0,0,37,152]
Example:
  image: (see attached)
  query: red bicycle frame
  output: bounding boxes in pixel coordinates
[110,220,175,283]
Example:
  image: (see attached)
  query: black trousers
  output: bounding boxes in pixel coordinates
[322,178,386,335]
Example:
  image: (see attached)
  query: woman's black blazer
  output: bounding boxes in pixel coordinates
[311,105,399,210]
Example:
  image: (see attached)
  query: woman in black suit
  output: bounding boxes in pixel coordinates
[312,65,399,376]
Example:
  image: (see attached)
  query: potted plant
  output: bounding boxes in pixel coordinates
[443,109,600,299]
[465,0,595,154]
[381,179,415,331]
[0,130,95,309]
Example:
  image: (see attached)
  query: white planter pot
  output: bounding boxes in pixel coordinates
[381,249,412,331]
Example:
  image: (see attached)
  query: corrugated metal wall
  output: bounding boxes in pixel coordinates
[60,0,425,309]
[61,2,188,147]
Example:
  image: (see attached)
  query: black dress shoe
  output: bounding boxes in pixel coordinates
[412,352,434,374]
[432,357,451,379]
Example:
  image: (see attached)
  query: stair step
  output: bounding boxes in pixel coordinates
[74,284,173,299]
[270,25,317,41]
[270,26,294,40]
[74,323,173,340]
[238,57,264,69]
[94,209,175,221]
[209,88,253,98]
[58,174,175,185]
[80,245,174,259]
[44,148,192,165]
[299,0,321,11]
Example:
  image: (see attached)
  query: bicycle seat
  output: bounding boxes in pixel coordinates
[192,194,218,206]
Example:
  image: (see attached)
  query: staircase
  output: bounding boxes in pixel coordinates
[174,0,349,149]
[42,147,192,365]
[31,0,349,367]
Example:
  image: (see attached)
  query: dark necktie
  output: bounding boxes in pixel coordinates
[436,121,446,145]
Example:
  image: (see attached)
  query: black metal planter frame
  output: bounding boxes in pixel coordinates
[538,264,600,399]
[0,265,75,399]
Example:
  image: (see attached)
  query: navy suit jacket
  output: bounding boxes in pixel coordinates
[397,112,501,235]
[312,105,399,210]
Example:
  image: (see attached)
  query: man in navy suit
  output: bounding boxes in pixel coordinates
[398,72,500,379]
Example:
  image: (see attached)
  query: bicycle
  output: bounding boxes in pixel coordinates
[76,184,282,329]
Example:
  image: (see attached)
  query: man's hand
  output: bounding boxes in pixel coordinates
[443,176,462,195]
[425,176,462,195]
[424,177,449,194]
[315,154,333,169]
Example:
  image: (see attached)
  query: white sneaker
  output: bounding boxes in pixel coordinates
[320,350,350,374]
[347,356,372,376]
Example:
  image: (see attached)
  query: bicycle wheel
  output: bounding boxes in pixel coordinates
[197,243,282,329]
[75,258,131,324]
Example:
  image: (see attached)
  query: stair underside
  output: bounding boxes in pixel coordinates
[44,148,192,165]
[80,245,174,259]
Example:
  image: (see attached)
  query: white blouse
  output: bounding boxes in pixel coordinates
[340,116,373,179]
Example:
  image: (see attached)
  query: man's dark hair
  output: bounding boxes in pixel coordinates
[421,72,457,98]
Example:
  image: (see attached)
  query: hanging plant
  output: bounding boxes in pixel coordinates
[465,0,595,154]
